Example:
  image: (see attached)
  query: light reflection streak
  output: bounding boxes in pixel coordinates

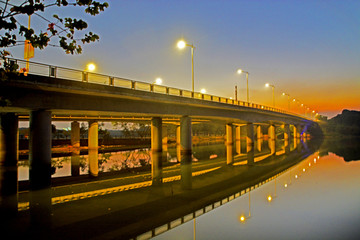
[18,166,221,211]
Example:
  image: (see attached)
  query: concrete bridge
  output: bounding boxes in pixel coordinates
[0,59,317,214]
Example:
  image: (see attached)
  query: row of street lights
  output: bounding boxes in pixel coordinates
[86,39,318,118]
[265,82,318,117]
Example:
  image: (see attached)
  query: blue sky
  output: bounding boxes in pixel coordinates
[7,0,360,118]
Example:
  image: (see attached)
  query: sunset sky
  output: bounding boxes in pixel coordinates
[8,0,360,118]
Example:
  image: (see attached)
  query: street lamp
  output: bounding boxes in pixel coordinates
[265,83,275,107]
[282,92,291,111]
[200,88,206,94]
[87,63,96,72]
[155,77,163,85]
[237,69,250,103]
[177,39,195,93]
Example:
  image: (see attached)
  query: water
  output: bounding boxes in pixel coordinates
[153,139,360,240]
[7,137,360,239]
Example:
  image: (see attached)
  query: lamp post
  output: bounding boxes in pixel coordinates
[282,92,290,111]
[177,39,195,94]
[265,83,275,107]
[237,69,249,103]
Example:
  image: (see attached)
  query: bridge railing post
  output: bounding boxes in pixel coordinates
[179,90,183,96]
[131,81,136,89]
[82,72,88,82]
[49,66,57,78]
[109,77,114,86]
[166,87,169,94]
[150,84,154,92]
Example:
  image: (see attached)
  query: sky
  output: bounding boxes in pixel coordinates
[6,0,360,118]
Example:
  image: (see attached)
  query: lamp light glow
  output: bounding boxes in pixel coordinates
[177,40,186,49]
[87,63,96,71]
[155,78,162,85]
[200,88,206,94]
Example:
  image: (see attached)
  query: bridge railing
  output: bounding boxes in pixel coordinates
[4,58,314,120]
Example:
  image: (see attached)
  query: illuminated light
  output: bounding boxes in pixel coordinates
[155,78,162,85]
[200,88,206,94]
[293,99,296,102]
[309,163,311,166]
[314,159,317,163]
[261,106,264,109]
[301,103,304,107]
[317,156,320,159]
[237,69,243,74]
[295,174,298,179]
[265,83,270,87]
[177,40,186,49]
[267,195,272,202]
[303,168,306,172]
[284,183,288,188]
[282,92,285,95]
[87,63,96,71]
[312,110,315,113]
[239,215,246,222]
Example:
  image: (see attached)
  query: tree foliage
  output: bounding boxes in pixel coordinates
[0,0,108,54]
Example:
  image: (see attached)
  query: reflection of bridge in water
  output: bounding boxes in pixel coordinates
[0,59,320,239]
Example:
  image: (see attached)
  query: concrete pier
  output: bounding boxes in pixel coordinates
[235,126,241,154]
[226,124,233,165]
[246,123,254,165]
[256,125,262,140]
[151,117,163,185]
[0,113,18,215]
[71,121,80,176]
[180,116,192,190]
[88,120,99,177]
[268,124,276,155]
[29,110,52,190]
[283,124,290,154]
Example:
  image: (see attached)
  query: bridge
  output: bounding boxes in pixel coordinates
[0,58,318,214]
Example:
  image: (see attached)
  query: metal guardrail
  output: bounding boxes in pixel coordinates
[3,58,315,120]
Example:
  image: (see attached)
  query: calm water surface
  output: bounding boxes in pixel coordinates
[153,151,360,239]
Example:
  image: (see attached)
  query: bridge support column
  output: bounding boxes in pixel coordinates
[29,110,52,190]
[176,125,181,162]
[71,121,80,176]
[246,123,254,165]
[0,113,19,216]
[292,125,297,149]
[235,126,241,154]
[226,124,233,165]
[180,116,192,190]
[268,124,276,155]
[29,110,52,229]
[256,125,262,140]
[88,120,98,177]
[151,117,163,185]
[283,124,290,154]
[162,125,168,162]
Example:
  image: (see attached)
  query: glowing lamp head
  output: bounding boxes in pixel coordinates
[293,99,296,102]
[284,183,288,188]
[239,215,246,222]
[282,92,285,96]
[155,78,162,85]
[177,40,186,49]
[295,174,298,179]
[265,83,270,87]
[267,195,272,202]
[200,88,206,94]
[87,63,96,71]
[237,69,243,74]
[303,168,306,172]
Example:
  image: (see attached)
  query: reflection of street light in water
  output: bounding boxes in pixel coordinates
[239,190,251,223]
